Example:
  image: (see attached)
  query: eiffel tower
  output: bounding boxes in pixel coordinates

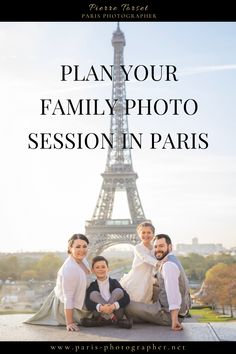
[85,24,149,256]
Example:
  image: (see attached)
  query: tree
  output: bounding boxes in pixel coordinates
[34,253,63,280]
[21,270,38,281]
[225,264,236,317]
[203,263,236,315]
[179,253,236,282]
[179,253,206,281]
[0,255,20,280]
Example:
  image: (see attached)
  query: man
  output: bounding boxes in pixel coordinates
[125,234,191,331]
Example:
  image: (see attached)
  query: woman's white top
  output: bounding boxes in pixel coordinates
[54,255,90,310]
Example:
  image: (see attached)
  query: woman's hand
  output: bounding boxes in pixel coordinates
[65,309,79,331]
[66,322,80,331]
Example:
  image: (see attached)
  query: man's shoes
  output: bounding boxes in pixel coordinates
[80,317,112,327]
[116,318,133,329]
[185,311,192,318]
[178,310,191,319]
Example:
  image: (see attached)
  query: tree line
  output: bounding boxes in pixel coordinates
[178,253,236,281]
[0,253,63,281]
[0,252,235,282]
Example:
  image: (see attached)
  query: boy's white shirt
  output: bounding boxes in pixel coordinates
[96,276,120,312]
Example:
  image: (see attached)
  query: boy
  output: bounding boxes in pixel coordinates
[81,256,132,329]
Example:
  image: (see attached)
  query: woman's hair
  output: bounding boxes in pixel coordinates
[67,233,89,254]
[136,221,155,234]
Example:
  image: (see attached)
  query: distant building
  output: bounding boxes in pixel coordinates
[226,247,236,256]
[175,237,224,256]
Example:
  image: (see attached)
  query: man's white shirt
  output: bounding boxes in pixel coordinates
[162,255,181,311]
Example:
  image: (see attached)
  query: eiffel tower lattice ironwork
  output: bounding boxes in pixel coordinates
[85,24,149,256]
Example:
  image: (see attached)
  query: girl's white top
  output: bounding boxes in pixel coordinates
[120,242,157,303]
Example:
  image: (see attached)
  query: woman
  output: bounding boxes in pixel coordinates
[24,234,92,331]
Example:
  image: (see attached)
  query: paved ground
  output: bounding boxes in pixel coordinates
[0,314,236,342]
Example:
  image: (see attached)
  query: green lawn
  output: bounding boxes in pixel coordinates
[190,307,236,322]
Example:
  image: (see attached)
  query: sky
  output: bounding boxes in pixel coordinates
[0,22,236,252]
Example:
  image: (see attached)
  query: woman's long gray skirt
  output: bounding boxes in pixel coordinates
[24,290,92,326]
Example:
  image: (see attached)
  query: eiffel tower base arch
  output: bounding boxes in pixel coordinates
[85,220,147,258]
